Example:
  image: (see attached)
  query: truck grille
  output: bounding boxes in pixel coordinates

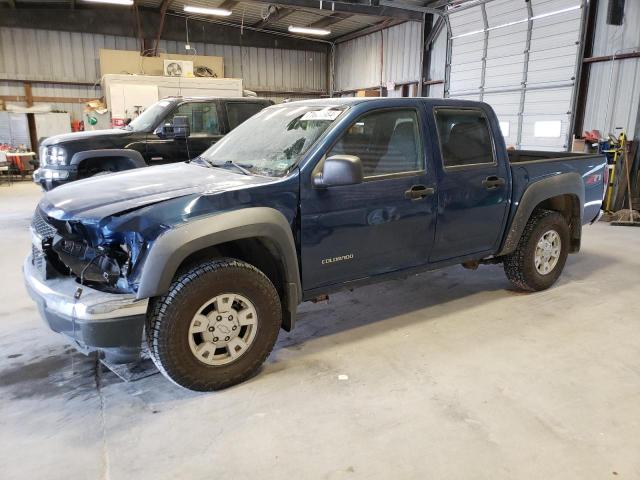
[32,209,57,240]
[31,209,58,277]
[32,244,46,270]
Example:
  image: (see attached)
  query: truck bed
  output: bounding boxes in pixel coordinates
[507,150,607,225]
[508,150,597,164]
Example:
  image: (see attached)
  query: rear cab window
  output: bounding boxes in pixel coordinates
[226,102,269,130]
[434,108,495,168]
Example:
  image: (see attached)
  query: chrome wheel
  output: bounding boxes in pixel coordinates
[188,293,258,366]
[534,230,561,275]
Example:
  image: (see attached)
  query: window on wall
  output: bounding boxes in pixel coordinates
[172,102,220,135]
[499,121,510,137]
[434,108,495,168]
[534,120,562,138]
[327,109,424,178]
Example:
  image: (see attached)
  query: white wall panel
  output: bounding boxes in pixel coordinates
[582,0,640,136]
[427,21,447,98]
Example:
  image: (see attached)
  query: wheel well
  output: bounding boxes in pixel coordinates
[77,156,140,178]
[176,238,288,321]
[534,194,581,252]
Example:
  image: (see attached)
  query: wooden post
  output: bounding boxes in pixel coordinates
[24,82,34,107]
[24,81,38,154]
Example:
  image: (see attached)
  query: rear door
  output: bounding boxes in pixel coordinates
[428,107,510,262]
[300,106,437,290]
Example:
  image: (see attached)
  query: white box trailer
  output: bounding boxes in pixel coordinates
[101,74,244,120]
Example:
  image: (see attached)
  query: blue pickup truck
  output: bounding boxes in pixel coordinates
[24,98,606,391]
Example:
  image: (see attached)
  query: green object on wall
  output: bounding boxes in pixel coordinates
[88,116,98,126]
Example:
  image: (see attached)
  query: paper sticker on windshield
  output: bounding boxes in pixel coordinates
[301,109,342,121]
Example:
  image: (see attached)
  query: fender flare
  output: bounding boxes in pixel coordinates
[498,172,585,256]
[70,149,146,168]
[136,207,302,328]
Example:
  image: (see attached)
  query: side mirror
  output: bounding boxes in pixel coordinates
[156,116,191,139]
[313,155,363,188]
[172,115,190,139]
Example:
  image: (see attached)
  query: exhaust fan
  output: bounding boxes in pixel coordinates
[163,60,193,77]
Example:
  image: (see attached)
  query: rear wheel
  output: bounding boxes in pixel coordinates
[503,209,570,291]
[146,258,282,391]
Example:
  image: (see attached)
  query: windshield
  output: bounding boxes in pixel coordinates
[199,104,346,177]
[127,99,174,132]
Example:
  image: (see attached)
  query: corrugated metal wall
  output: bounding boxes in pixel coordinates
[0,27,327,120]
[333,21,422,93]
[582,0,640,136]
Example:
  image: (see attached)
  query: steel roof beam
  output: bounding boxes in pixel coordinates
[250,0,423,21]
[253,6,297,28]
[0,7,329,52]
[218,0,239,8]
[309,12,352,29]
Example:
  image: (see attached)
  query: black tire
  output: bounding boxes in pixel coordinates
[503,209,570,292]
[146,258,282,391]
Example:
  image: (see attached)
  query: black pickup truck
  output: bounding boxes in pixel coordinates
[34,96,272,190]
[24,98,606,391]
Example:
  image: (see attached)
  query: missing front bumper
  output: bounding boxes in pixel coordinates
[23,256,148,360]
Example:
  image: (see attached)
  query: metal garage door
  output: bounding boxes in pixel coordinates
[446,0,585,151]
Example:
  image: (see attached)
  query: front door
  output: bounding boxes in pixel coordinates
[429,107,510,262]
[300,107,437,291]
[146,101,223,163]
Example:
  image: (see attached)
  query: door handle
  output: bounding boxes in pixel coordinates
[482,176,506,190]
[404,185,435,200]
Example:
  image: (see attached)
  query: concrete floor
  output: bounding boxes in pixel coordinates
[1,181,639,480]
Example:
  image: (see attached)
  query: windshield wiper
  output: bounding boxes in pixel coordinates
[209,160,254,176]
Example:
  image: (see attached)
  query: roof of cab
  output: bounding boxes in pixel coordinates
[165,96,273,103]
[272,97,488,109]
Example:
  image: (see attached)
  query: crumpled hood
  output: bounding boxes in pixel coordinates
[41,128,130,146]
[39,162,275,220]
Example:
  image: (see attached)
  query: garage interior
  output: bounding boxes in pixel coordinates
[1,0,639,478]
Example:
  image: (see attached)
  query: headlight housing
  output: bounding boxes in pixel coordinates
[40,145,67,166]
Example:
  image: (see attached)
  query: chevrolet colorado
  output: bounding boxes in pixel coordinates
[24,98,606,391]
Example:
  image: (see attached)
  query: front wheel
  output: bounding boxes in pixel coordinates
[503,209,570,291]
[146,258,282,391]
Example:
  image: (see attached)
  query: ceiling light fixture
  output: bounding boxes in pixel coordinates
[83,0,134,5]
[288,26,331,36]
[183,6,233,16]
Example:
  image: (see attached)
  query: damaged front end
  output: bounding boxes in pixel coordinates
[26,207,157,364]
[30,207,144,294]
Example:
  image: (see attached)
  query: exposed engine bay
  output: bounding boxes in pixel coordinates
[31,208,135,292]
[52,236,128,286]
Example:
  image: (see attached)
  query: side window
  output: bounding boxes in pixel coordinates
[327,109,423,178]
[226,102,266,130]
[434,108,495,168]
[172,102,220,135]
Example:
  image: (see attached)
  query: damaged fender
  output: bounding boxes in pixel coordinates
[136,206,302,330]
